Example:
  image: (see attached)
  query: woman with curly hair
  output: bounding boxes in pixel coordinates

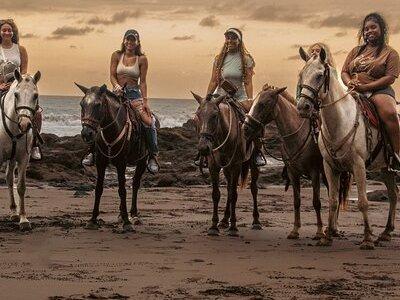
[0,19,42,160]
[342,13,400,170]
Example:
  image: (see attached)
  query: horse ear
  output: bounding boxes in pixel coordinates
[274,87,287,95]
[299,47,309,62]
[191,91,203,104]
[74,82,89,94]
[33,71,41,83]
[320,48,327,63]
[14,69,22,82]
[99,84,107,94]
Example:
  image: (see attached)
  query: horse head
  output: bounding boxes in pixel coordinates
[243,87,286,140]
[75,83,108,144]
[13,70,41,133]
[296,47,331,118]
[191,91,225,156]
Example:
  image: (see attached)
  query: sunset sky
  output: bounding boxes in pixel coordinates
[2,0,400,98]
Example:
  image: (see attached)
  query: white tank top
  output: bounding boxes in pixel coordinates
[116,53,140,79]
[0,43,21,68]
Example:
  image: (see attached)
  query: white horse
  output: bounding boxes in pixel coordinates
[296,48,397,250]
[0,69,41,231]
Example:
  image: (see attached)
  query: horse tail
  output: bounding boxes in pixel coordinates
[339,172,352,210]
[240,161,251,189]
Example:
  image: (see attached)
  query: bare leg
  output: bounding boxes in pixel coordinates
[287,170,301,239]
[208,164,221,236]
[130,159,147,225]
[227,166,241,237]
[376,171,398,242]
[85,157,106,230]
[6,160,18,222]
[250,162,262,230]
[16,158,30,231]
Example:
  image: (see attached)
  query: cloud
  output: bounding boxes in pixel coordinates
[199,15,219,27]
[69,45,77,49]
[87,10,142,25]
[172,35,195,41]
[20,33,38,39]
[333,49,348,55]
[249,5,308,23]
[287,54,300,61]
[310,13,361,29]
[48,26,94,40]
[335,31,348,37]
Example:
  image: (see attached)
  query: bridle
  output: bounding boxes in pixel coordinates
[244,93,279,133]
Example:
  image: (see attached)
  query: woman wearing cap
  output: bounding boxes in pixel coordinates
[205,27,265,166]
[0,19,42,160]
[82,29,159,174]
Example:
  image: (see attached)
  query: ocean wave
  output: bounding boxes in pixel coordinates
[43,113,81,126]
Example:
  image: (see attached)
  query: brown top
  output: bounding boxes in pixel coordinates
[342,45,400,85]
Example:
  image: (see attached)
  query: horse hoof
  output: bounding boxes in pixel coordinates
[227,228,239,237]
[207,228,219,236]
[287,231,299,240]
[10,215,19,222]
[316,237,332,247]
[312,232,325,240]
[218,221,229,229]
[19,222,31,231]
[251,223,263,230]
[122,224,135,233]
[117,215,123,224]
[377,232,391,242]
[131,216,143,226]
[360,241,375,250]
[85,220,99,230]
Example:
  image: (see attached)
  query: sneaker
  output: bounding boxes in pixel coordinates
[147,156,159,174]
[82,153,94,166]
[31,146,42,161]
[254,151,266,167]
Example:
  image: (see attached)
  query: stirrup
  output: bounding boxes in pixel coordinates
[254,151,266,167]
[147,156,159,174]
[388,155,400,173]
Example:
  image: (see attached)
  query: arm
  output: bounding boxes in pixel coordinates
[19,45,28,74]
[341,71,353,87]
[139,55,150,116]
[244,67,254,99]
[356,75,396,92]
[206,56,219,96]
[110,52,121,91]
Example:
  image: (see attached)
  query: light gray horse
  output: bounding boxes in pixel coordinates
[0,70,41,231]
[297,47,397,250]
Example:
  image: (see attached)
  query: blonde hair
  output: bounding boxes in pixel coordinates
[0,19,19,44]
[307,42,336,68]
[214,28,255,85]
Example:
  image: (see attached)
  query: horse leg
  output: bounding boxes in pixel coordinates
[16,158,30,231]
[116,162,134,232]
[250,162,262,230]
[85,159,106,230]
[317,162,340,246]
[130,159,147,225]
[218,168,231,229]
[287,171,301,239]
[376,171,398,243]
[353,161,374,250]
[311,170,324,240]
[6,160,18,222]
[227,166,241,237]
[207,165,221,236]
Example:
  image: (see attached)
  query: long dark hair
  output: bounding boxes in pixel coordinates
[214,28,254,85]
[0,19,19,44]
[357,12,388,57]
[118,35,144,56]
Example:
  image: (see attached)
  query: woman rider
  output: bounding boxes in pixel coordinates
[0,19,42,160]
[83,29,159,174]
[205,27,265,166]
[342,13,400,171]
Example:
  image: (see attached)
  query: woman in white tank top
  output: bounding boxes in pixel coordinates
[0,19,42,160]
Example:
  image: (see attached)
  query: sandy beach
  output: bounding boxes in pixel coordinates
[0,183,399,299]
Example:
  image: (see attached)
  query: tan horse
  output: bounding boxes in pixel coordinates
[297,47,398,250]
[192,93,261,236]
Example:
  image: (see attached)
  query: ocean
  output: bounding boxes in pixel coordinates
[40,95,199,137]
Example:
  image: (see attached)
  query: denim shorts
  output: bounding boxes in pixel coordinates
[364,86,396,100]
[123,86,142,101]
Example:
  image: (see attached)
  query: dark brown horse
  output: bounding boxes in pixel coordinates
[243,87,349,239]
[76,83,148,232]
[192,93,261,236]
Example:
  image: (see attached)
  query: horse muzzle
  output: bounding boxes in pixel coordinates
[198,137,212,156]
[81,125,96,143]
[18,116,32,133]
[297,98,314,119]
[243,121,258,140]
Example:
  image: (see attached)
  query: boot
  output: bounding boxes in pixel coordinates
[144,120,159,174]
[82,144,95,167]
[388,152,400,173]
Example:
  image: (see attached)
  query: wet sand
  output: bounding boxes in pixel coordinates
[0,184,399,299]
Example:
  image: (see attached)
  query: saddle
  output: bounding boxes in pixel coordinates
[351,92,380,128]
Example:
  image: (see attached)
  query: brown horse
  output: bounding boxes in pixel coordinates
[76,83,148,232]
[192,92,261,236]
[243,87,349,239]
